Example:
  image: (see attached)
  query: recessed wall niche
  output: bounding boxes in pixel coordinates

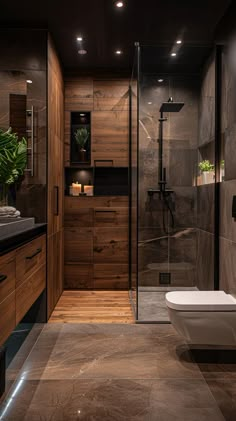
[70,111,91,164]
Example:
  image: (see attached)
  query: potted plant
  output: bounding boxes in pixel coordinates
[198,160,215,184]
[0,128,27,207]
[74,128,89,162]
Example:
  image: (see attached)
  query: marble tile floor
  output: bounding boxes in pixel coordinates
[0,323,235,420]
[137,287,198,322]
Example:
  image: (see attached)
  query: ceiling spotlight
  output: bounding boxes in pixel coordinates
[77,36,83,41]
[26,80,32,84]
[114,1,124,7]
[78,49,87,55]
[80,113,86,116]
[115,50,122,55]
[158,79,164,82]
[176,40,182,44]
[171,53,177,57]
[148,102,152,105]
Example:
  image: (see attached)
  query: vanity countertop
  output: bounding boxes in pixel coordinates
[0,223,47,256]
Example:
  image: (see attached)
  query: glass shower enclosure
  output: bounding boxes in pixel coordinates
[130,43,216,322]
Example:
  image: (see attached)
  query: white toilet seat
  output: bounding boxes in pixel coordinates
[165,290,236,311]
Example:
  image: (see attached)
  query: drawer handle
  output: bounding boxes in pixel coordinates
[54,186,59,216]
[26,247,42,260]
[95,210,117,213]
[0,274,7,283]
[94,159,114,167]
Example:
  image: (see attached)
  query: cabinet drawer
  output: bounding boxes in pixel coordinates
[16,235,46,288]
[64,264,93,289]
[94,207,128,227]
[94,264,128,289]
[16,264,46,324]
[0,292,15,346]
[64,228,93,263]
[0,251,16,303]
[94,228,128,263]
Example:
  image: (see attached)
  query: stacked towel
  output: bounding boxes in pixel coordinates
[0,206,21,218]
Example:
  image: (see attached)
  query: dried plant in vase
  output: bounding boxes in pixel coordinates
[0,128,27,206]
[74,128,89,162]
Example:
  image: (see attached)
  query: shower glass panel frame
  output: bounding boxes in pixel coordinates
[130,43,217,323]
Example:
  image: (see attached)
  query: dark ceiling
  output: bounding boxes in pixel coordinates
[0,0,232,73]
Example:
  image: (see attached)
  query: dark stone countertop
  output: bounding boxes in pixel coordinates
[0,223,47,256]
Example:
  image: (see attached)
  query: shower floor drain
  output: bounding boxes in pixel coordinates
[159,272,171,285]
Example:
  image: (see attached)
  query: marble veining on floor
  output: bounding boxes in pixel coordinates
[1,323,235,420]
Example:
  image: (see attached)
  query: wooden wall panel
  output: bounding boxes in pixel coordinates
[93,79,129,111]
[94,227,129,264]
[64,264,93,289]
[94,264,129,290]
[64,77,129,167]
[64,227,93,263]
[47,35,64,317]
[92,111,128,137]
[64,77,129,290]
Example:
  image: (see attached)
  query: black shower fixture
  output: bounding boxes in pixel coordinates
[148,98,185,234]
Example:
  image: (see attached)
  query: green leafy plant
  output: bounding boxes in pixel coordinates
[0,127,27,185]
[198,160,215,173]
[74,128,89,150]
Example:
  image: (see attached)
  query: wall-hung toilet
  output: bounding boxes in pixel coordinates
[165,291,236,346]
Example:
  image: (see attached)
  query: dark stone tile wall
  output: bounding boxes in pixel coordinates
[196,230,214,291]
[219,47,236,294]
[196,53,216,290]
[138,75,199,287]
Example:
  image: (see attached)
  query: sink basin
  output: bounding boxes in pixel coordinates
[0,217,35,239]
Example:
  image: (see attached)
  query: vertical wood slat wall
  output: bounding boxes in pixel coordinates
[64,77,130,290]
[64,77,129,167]
[47,36,64,317]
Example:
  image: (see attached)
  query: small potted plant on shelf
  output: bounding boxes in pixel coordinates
[198,160,215,185]
[0,128,27,207]
[74,128,89,162]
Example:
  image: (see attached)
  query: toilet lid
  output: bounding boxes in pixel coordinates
[165,291,236,311]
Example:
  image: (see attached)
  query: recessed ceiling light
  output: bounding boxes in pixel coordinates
[171,53,177,57]
[78,49,87,55]
[77,36,83,41]
[148,102,152,105]
[80,113,86,116]
[114,1,124,7]
[158,79,164,82]
[115,50,122,55]
[176,40,182,44]
[26,80,32,84]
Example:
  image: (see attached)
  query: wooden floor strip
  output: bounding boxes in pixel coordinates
[49,290,134,324]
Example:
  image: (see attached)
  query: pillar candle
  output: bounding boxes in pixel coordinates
[72,183,82,196]
[84,185,94,196]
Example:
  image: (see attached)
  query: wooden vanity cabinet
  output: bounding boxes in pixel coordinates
[0,234,46,347]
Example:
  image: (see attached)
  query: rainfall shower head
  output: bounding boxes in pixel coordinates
[160,101,184,113]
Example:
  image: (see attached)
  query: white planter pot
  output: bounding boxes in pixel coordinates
[220,168,225,182]
[202,171,215,184]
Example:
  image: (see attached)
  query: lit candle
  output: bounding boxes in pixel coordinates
[84,185,94,196]
[72,182,82,196]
